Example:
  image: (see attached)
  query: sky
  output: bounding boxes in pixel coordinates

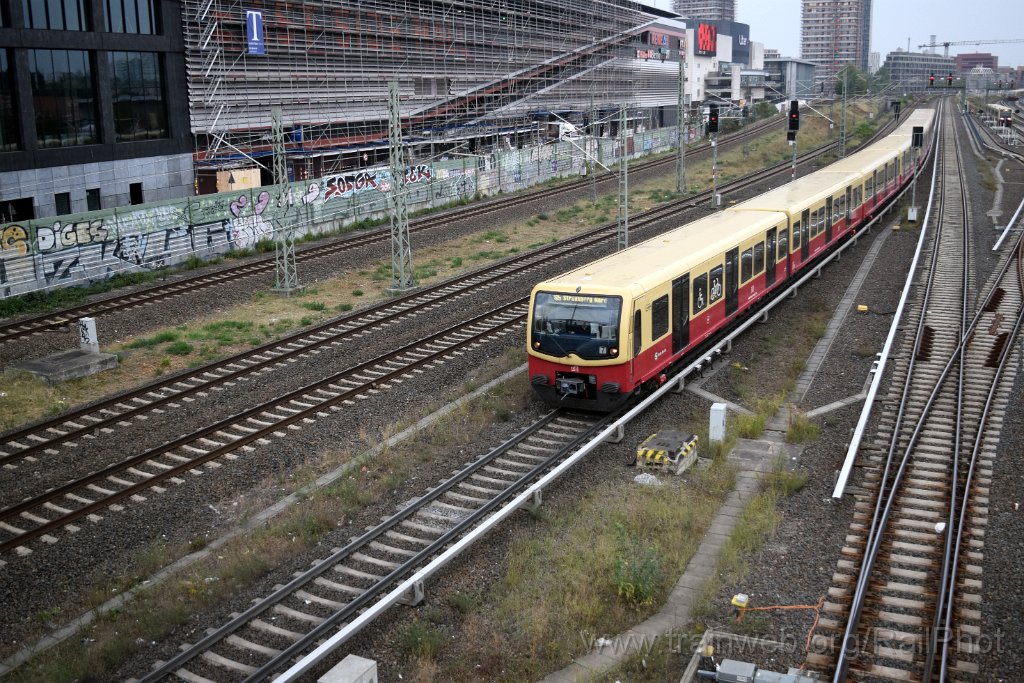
[654,1,1024,68]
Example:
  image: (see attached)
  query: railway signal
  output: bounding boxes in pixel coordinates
[929,73,935,87]
[708,104,719,134]
[947,73,953,86]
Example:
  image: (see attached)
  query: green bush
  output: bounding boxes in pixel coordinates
[613,523,663,607]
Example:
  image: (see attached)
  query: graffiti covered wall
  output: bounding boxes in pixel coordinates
[0,130,676,298]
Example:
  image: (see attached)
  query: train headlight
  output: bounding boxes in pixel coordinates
[533,340,541,349]
[610,347,618,357]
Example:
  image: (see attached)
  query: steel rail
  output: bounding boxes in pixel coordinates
[833,101,1024,681]
[0,301,527,554]
[938,240,1024,680]
[923,109,974,683]
[832,104,944,498]
[0,131,851,470]
[833,98,953,680]
[0,120,782,344]
[135,409,612,683]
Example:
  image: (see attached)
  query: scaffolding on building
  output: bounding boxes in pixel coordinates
[181,0,680,179]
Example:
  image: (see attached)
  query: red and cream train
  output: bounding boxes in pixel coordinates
[527,108,936,410]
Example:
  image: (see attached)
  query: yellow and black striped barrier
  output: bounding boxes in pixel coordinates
[634,430,699,475]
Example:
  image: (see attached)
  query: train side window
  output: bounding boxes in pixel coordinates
[865,176,874,199]
[792,221,801,249]
[777,229,788,257]
[633,310,642,357]
[741,248,753,282]
[753,241,764,274]
[651,294,669,340]
[836,196,845,221]
[692,273,708,313]
[853,186,862,206]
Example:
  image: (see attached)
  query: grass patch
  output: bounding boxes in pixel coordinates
[164,341,193,356]
[786,411,820,443]
[300,301,326,312]
[401,619,444,659]
[125,330,180,349]
[430,463,733,681]
[734,412,765,439]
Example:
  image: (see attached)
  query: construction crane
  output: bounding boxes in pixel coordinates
[918,39,1024,58]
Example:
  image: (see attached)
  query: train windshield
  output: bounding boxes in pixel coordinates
[531,292,621,360]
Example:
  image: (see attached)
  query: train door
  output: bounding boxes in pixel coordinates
[725,247,739,316]
[845,186,852,226]
[671,275,689,354]
[800,208,810,261]
[765,228,777,287]
[825,197,833,243]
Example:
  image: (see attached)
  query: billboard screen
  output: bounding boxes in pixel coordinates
[696,23,717,57]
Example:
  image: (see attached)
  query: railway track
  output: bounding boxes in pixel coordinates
[0,106,919,681]
[0,134,846,505]
[0,301,528,557]
[0,119,783,346]
[811,101,1024,682]
[127,408,609,683]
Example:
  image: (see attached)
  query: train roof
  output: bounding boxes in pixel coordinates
[815,135,908,176]
[892,108,936,133]
[535,209,785,295]
[728,171,861,213]
[733,108,935,210]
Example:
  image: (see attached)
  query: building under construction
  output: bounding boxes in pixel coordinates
[186,0,682,189]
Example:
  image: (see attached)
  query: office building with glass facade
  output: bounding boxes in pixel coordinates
[0,0,192,220]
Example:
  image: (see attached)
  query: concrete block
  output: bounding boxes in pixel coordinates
[318,654,377,683]
[9,349,118,384]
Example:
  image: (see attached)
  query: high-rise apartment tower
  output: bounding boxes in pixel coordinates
[800,0,872,85]
[672,0,735,22]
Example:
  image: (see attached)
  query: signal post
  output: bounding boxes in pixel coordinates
[788,101,799,180]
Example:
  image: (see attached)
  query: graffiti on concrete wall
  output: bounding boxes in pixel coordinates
[228,191,273,249]
[0,133,674,297]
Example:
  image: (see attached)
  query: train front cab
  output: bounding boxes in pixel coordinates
[528,288,633,411]
[528,211,790,411]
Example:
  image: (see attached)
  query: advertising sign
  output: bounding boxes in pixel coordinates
[246,10,265,55]
[696,23,717,57]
